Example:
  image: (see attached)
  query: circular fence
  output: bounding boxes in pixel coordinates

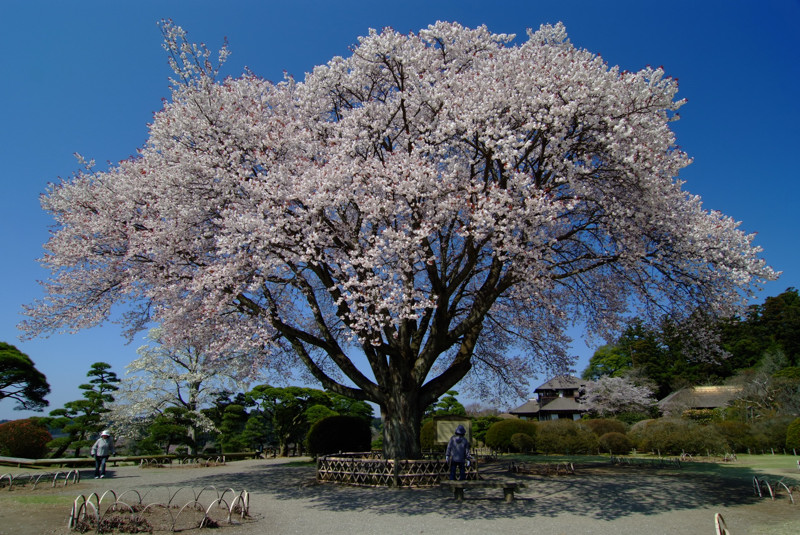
[752,476,795,504]
[68,485,250,532]
[508,460,575,475]
[0,469,81,490]
[138,456,226,468]
[609,456,682,469]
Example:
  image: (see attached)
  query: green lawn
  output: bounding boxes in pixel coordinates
[0,494,74,506]
[498,452,800,485]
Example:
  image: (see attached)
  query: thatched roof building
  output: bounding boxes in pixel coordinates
[657,385,743,416]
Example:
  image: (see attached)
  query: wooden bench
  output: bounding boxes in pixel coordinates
[441,479,527,502]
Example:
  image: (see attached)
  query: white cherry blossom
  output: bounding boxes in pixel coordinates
[23,21,776,458]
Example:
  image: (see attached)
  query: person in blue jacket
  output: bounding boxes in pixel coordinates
[445,424,470,481]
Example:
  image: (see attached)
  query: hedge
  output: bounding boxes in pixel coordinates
[306,415,372,457]
[485,419,537,452]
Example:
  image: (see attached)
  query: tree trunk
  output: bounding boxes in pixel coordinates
[188,425,197,456]
[381,390,423,460]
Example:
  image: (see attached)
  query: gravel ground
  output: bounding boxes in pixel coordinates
[1,457,799,535]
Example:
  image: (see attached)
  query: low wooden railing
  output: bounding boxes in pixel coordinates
[316,452,478,487]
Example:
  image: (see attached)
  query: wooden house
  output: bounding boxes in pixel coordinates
[509,375,588,421]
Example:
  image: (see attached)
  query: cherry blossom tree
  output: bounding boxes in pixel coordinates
[582,375,656,417]
[22,21,776,459]
[110,329,255,454]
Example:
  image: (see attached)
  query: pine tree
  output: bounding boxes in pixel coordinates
[41,362,119,457]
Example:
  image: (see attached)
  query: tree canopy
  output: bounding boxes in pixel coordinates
[0,342,50,411]
[246,386,306,456]
[582,289,800,400]
[582,375,655,417]
[22,22,775,458]
[111,328,255,453]
[581,344,632,380]
[43,362,119,457]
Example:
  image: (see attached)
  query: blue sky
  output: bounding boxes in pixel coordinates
[1,0,798,420]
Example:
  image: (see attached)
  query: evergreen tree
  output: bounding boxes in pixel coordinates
[41,362,119,457]
[424,390,466,419]
[245,386,332,456]
[0,342,51,411]
[147,406,197,454]
[218,403,249,452]
[721,288,800,369]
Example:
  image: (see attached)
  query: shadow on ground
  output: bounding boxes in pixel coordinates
[173,461,762,522]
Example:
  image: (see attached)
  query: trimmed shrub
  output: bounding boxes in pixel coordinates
[713,420,754,453]
[510,433,536,453]
[598,432,633,454]
[0,419,52,458]
[420,419,440,451]
[306,415,372,457]
[682,409,721,424]
[750,416,794,453]
[786,418,800,451]
[471,415,502,446]
[632,418,728,455]
[485,419,537,452]
[584,418,626,437]
[614,411,652,425]
[537,419,598,455]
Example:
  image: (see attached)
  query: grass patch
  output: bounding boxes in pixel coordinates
[498,452,800,485]
[0,494,74,506]
[285,460,316,467]
[498,453,607,465]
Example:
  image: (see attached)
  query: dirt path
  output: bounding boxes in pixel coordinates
[0,458,798,535]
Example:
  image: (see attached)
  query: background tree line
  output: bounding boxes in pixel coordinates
[2,289,798,458]
[581,287,800,420]
[1,359,377,459]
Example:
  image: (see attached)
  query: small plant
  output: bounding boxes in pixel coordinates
[73,514,154,534]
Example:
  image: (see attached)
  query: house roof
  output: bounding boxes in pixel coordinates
[534,375,585,392]
[539,396,585,413]
[658,385,743,410]
[508,399,540,416]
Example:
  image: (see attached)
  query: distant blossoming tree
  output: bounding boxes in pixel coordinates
[582,375,656,417]
[22,21,776,458]
[111,328,255,455]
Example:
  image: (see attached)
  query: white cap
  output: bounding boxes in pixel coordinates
[101,430,111,436]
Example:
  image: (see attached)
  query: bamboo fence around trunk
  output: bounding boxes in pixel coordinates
[316,452,478,487]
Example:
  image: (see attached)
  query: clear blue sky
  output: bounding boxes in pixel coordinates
[2,0,798,420]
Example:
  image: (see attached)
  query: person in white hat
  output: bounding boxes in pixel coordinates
[90,429,116,478]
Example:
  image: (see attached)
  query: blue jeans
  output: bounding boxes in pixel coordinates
[94,456,109,477]
[449,461,465,481]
